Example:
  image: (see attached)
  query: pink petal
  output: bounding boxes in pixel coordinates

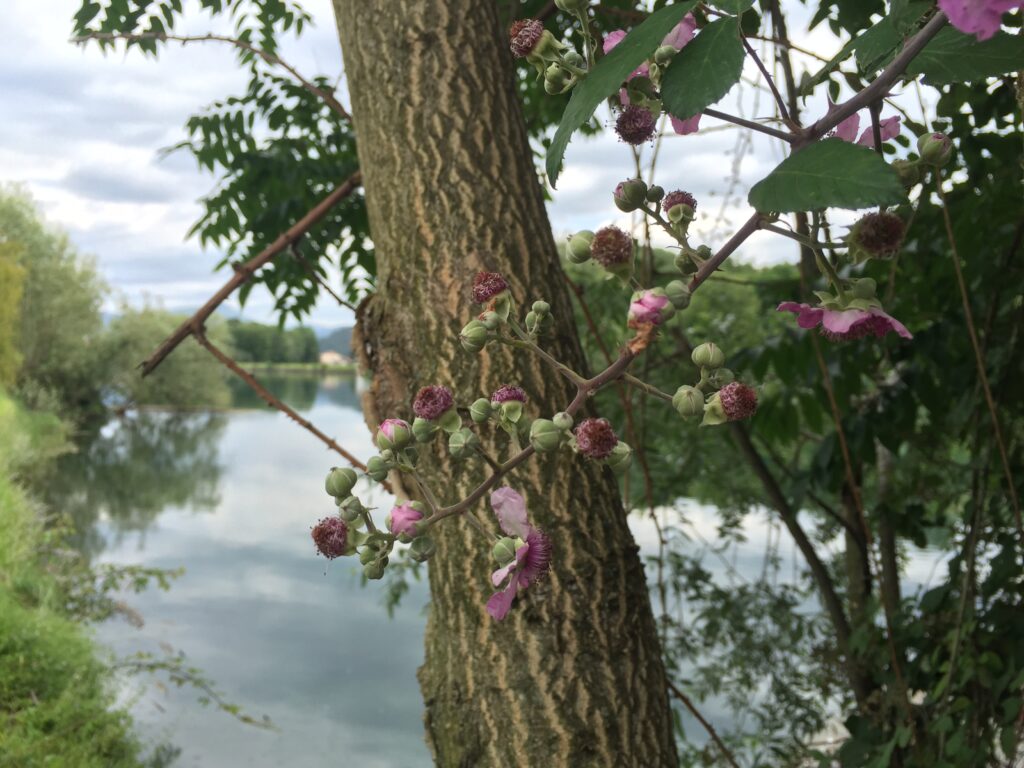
[486,579,518,621]
[938,0,1018,40]
[670,113,701,135]
[856,116,901,148]
[491,486,531,539]
[868,307,913,339]
[490,562,516,588]
[777,302,824,329]
[603,29,626,54]
[834,113,860,143]
[661,15,697,49]
[821,308,871,335]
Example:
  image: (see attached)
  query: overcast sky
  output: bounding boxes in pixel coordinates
[2,1,874,330]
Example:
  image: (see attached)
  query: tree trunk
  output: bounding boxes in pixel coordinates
[330,1,678,765]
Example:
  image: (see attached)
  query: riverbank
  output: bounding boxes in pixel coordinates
[0,391,145,767]
[246,361,357,374]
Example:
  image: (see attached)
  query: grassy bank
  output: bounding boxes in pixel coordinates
[246,361,356,373]
[0,392,144,767]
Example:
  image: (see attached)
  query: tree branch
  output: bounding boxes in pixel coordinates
[666,680,741,768]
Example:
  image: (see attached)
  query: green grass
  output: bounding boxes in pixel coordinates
[0,390,145,767]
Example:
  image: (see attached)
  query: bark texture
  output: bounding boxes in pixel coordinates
[330,1,677,766]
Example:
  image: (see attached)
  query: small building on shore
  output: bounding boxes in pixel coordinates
[319,350,351,366]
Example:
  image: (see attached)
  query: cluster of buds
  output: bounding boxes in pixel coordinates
[671,342,758,426]
[508,18,588,95]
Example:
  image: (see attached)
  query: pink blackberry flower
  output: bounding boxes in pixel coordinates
[388,502,424,538]
[938,0,1023,40]
[574,417,618,460]
[472,271,509,304]
[486,487,552,621]
[590,226,633,268]
[777,302,912,342]
[662,190,697,213]
[509,19,544,58]
[628,289,672,327]
[826,100,901,149]
[491,384,527,404]
[311,517,348,559]
[413,385,454,420]
[615,105,657,145]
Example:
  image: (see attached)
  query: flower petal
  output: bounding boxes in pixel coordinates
[486,579,519,621]
[661,15,697,49]
[777,302,824,329]
[490,486,531,539]
[869,307,913,339]
[670,113,702,136]
[602,29,626,54]
[834,113,860,143]
[856,116,901,148]
[821,308,871,335]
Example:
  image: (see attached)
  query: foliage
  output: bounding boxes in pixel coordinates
[226,318,319,364]
[0,244,25,388]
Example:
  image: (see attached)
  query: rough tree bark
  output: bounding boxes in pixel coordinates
[330,1,678,766]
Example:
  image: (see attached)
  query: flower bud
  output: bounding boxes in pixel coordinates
[672,385,704,419]
[567,230,594,263]
[358,547,377,565]
[363,560,387,580]
[529,418,563,453]
[628,288,674,327]
[493,536,519,565]
[338,495,366,523]
[409,535,436,563]
[387,501,424,539]
[325,466,358,498]
[708,367,734,388]
[544,63,572,95]
[563,51,585,69]
[891,159,921,188]
[480,310,502,331]
[702,382,757,426]
[376,418,412,451]
[646,185,665,203]
[552,411,573,431]
[448,427,480,460]
[665,280,692,309]
[604,441,632,472]
[412,416,439,443]
[460,319,490,353]
[365,455,390,483]
[691,342,725,370]
[674,251,697,275]
[613,178,648,212]
[525,310,539,333]
[851,277,878,300]
[470,398,493,423]
[653,44,678,66]
[532,300,550,315]
[917,132,953,167]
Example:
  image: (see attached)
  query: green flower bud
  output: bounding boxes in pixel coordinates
[448,427,479,460]
[525,310,539,334]
[667,202,694,224]
[363,560,387,580]
[493,536,519,566]
[672,385,704,419]
[532,300,550,315]
[563,51,585,69]
[412,416,440,443]
[365,455,390,483]
[665,280,692,309]
[409,536,437,563]
[708,367,734,388]
[459,319,489,353]
[851,277,877,300]
[646,185,665,203]
[613,178,648,213]
[437,408,463,434]
[653,44,677,66]
[325,467,358,498]
[552,411,573,431]
[696,245,713,261]
[567,230,594,264]
[499,400,524,424]
[674,251,697,275]
[692,342,725,370]
[358,547,377,565]
[470,398,493,424]
[917,132,953,167]
[604,441,633,472]
[338,495,365,523]
[544,63,572,95]
[529,418,563,453]
[891,159,921,188]
[376,419,412,451]
[480,310,501,331]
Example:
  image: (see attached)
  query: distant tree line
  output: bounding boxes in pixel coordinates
[226,319,319,364]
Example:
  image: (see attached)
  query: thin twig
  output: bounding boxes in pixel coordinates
[703,107,794,143]
[666,680,742,768]
[741,35,791,124]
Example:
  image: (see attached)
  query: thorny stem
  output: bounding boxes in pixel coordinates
[703,107,795,143]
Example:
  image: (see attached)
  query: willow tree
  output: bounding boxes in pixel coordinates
[328,2,677,764]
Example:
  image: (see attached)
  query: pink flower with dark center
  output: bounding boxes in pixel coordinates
[827,101,901,149]
[379,418,409,441]
[615,105,657,145]
[778,302,912,341]
[472,271,509,304]
[509,19,544,58]
[574,417,618,459]
[939,0,1023,40]
[413,385,454,420]
[662,190,697,213]
[491,384,527,404]
[718,382,758,422]
[311,517,348,559]
[487,487,552,621]
[628,290,671,327]
[591,226,633,267]
[388,502,424,537]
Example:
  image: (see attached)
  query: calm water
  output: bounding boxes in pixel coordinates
[53,373,948,766]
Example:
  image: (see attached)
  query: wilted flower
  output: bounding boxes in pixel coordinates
[702,382,758,426]
[491,384,527,404]
[508,19,544,58]
[662,190,697,215]
[591,226,633,271]
[938,0,1023,40]
[487,487,552,621]
[574,417,618,459]
[413,385,454,421]
[615,105,657,145]
[777,302,912,341]
[472,271,509,304]
[848,212,906,261]
[311,517,349,559]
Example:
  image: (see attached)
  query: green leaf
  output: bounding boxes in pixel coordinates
[853,16,900,72]
[748,139,906,212]
[545,1,698,187]
[907,28,1024,84]
[661,17,744,122]
[708,0,753,11]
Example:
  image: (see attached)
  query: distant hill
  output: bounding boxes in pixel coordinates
[319,327,354,357]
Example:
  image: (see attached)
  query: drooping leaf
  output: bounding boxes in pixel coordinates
[661,16,744,122]
[907,28,1024,84]
[748,138,906,212]
[545,1,698,187]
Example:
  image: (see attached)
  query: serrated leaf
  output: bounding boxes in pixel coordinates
[545,1,698,187]
[748,139,906,212]
[661,17,744,122]
[907,28,1024,84]
[853,17,899,72]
